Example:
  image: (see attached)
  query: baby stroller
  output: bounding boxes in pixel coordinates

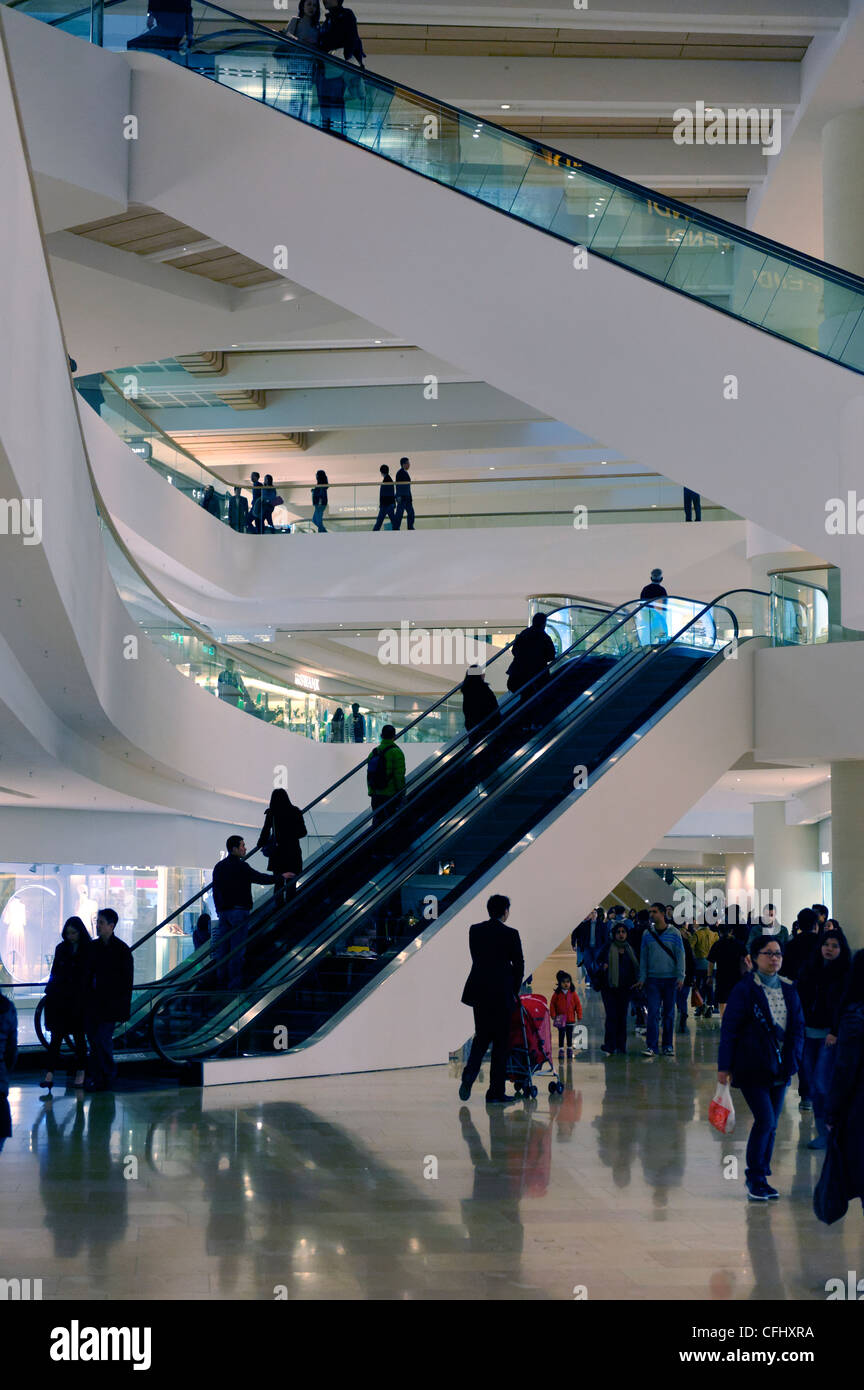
[507,993,564,1099]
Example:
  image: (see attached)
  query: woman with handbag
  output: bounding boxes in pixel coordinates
[717,934,805,1201]
[256,788,308,903]
[41,915,92,1092]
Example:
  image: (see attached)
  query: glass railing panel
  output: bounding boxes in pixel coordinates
[9,0,864,370]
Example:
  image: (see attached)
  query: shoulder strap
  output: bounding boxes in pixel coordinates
[650,930,678,964]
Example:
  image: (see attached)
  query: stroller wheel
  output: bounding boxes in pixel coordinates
[529,1085,538,1099]
[549,1082,564,1097]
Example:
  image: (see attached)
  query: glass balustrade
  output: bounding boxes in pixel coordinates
[11,0,864,371]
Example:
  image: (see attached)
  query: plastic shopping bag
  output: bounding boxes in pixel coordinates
[708,1081,736,1135]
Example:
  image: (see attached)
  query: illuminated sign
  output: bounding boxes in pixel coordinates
[294,672,320,692]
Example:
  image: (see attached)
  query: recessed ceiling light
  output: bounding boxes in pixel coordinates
[489,466,495,470]
[374,339,382,344]
[431,423,438,427]
[601,460,607,465]
[587,213,596,219]
[500,104,510,110]
[472,133,480,138]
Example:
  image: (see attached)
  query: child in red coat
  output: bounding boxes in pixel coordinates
[551,971,583,1055]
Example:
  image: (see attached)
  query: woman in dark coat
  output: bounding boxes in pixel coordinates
[717,934,805,1201]
[461,666,500,746]
[826,949,864,1211]
[41,916,92,1091]
[796,929,851,1149]
[256,788,308,899]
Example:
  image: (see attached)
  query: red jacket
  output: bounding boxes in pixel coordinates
[550,987,583,1024]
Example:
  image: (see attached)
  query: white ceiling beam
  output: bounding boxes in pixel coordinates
[124,348,473,391]
[376,55,800,108]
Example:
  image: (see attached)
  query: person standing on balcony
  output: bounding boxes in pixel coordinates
[394,457,415,531]
[217,658,250,711]
[200,485,222,521]
[350,702,366,742]
[373,465,397,531]
[228,486,249,533]
[683,488,702,522]
[311,469,329,532]
[248,472,263,533]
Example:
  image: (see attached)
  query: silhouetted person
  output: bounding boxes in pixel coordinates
[248,472,263,533]
[826,949,864,1213]
[459,894,524,1105]
[350,701,366,742]
[312,469,329,532]
[193,912,212,950]
[200,484,222,520]
[228,486,249,533]
[211,836,286,991]
[218,658,250,710]
[640,567,668,644]
[256,788,308,902]
[506,612,556,694]
[683,488,701,522]
[373,464,397,531]
[85,909,133,1092]
[461,664,500,745]
[42,915,92,1091]
[330,706,345,742]
[261,475,278,532]
[318,0,365,135]
[394,456,415,531]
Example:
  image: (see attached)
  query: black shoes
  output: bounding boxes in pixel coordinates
[458,1074,472,1102]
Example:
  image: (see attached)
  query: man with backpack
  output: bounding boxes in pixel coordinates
[366,724,405,822]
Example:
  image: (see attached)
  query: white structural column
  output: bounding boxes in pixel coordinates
[752,802,820,931]
[829,761,864,947]
[822,111,864,276]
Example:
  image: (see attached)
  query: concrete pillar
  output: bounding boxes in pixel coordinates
[830,762,864,947]
[752,802,820,930]
[822,110,864,276]
[725,853,754,919]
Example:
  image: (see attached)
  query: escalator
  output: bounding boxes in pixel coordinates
[99,588,795,1072]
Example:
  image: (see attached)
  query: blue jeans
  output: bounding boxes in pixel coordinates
[312,504,327,532]
[212,907,250,992]
[739,1082,788,1184]
[86,1020,117,1087]
[801,1036,835,1126]
[645,977,677,1052]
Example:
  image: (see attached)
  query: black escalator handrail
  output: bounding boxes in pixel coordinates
[127,592,616,961]
[147,586,807,1061]
[15,0,864,299]
[181,5,864,297]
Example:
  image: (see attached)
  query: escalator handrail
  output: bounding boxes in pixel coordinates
[27,0,864,299]
[11,0,864,297]
[125,597,619,956]
[141,590,758,1046]
[147,605,757,1061]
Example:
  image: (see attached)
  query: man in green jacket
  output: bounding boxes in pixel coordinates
[366,724,406,821]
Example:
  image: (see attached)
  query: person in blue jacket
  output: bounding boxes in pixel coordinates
[717,934,805,1201]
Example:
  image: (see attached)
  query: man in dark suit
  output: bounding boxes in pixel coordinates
[458,894,524,1105]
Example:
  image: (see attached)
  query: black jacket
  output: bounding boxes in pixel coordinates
[782,930,821,983]
[597,940,639,992]
[256,803,308,877]
[826,1003,864,1197]
[395,467,412,499]
[212,855,277,913]
[461,676,500,734]
[506,625,556,693]
[228,493,249,530]
[640,582,667,600]
[86,934,134,1025]
[796,956,850,1034]
[461,919,524,1008]
[718,974,805,1089]
[201,491,222,519]
[320,5,365,62]
[573,917,609,953]
[44,939,91,1032]
[378,475,396,507]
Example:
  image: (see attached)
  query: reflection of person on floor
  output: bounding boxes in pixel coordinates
[32,1092,128,1274]
[550,1060,583,1142]
[458,1107,525,1272]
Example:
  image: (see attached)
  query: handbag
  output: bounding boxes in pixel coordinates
[813,1128,849,1225]
[708,1081,736,1135]
[553,1013,567,1030]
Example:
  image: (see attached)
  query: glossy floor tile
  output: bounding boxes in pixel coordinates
[1,1005,860,1301]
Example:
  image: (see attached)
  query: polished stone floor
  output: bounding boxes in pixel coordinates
[1,1005,861,1301]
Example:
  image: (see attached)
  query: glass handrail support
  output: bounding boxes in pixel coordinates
[127,590,797,1064]
[9,0,864,371]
